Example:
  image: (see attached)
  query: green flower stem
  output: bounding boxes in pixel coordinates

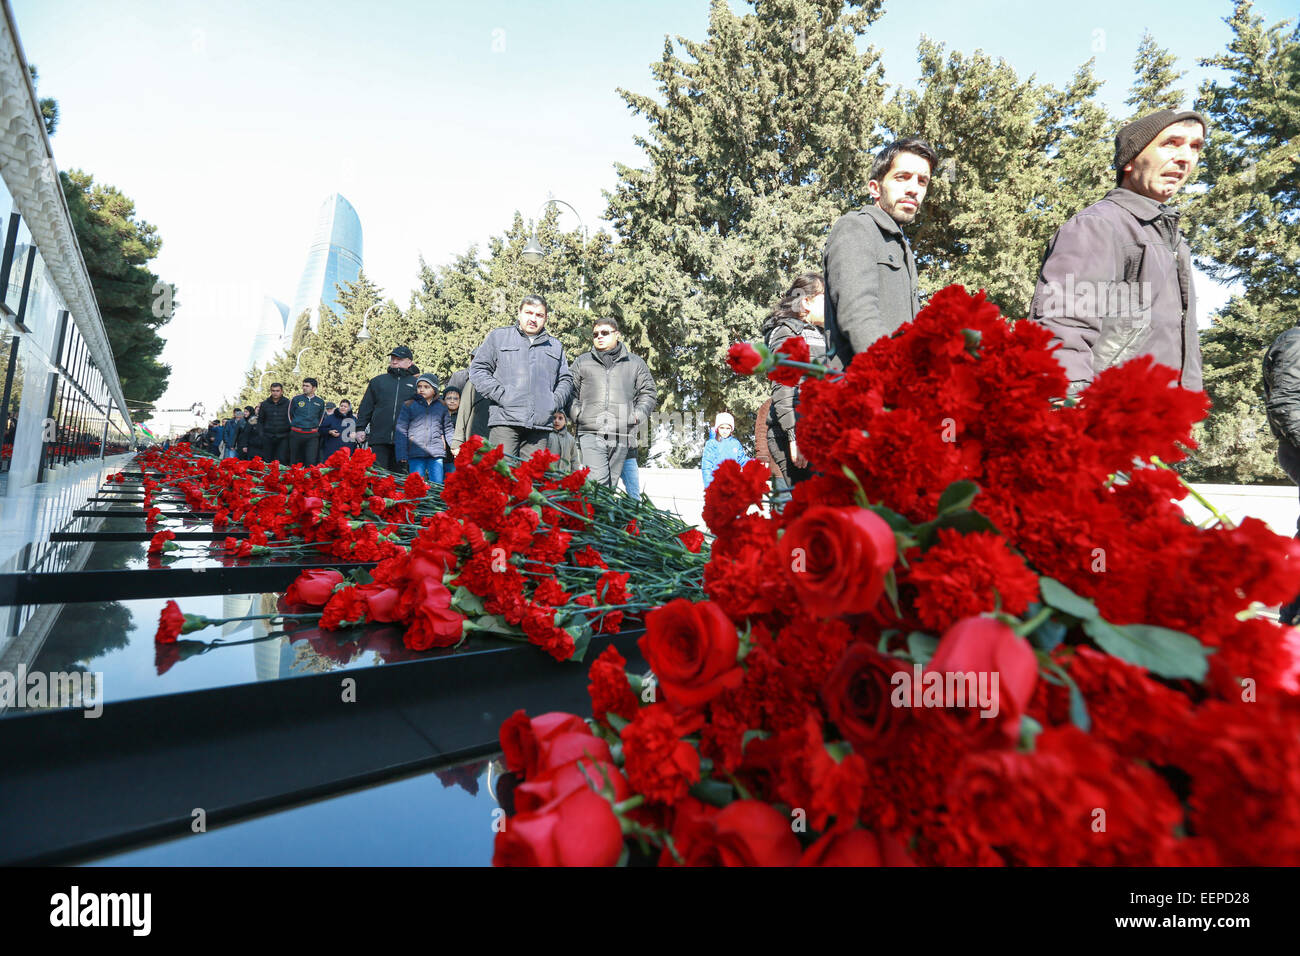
[1151,456,1236,529]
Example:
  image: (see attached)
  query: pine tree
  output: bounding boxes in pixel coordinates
[1180,0,1299,482]
[605,0,890,446]
[1125,31,1188,116]
[891,42,1113,319]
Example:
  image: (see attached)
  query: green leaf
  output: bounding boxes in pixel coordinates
[1082,619,1213,681]
[566,625,592,664]
[452,585,485,615]
[741,729,769,751]
[605,711,630,734]
[1067,681,1092,733]
[688,779,734,808]
[906,632,938,665]
[936,479,980,515]
[1018,713,1043,751]
[867,503,915,533]
[1039,577,1099,621]
[841,465,870,509]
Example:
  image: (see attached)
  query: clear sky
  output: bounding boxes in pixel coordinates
[10,0,1292,427]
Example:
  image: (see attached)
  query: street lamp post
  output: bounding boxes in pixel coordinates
[293,346,312,374]
[358,302,381,342]
[522,198,590,309]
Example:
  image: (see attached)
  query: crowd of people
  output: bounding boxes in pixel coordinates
[195,108,1224,519]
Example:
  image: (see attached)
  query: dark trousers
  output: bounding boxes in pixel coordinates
[264,434,289,464]
[369,442,397,471]
[766,422,811,504]
[488,425,550,461]
[289,431,320,467]
[1276,441,1300,623]
[577,433,628,487]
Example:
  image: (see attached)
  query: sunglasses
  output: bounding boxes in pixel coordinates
[593,330,617,338]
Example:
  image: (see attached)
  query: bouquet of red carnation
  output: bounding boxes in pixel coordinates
[494,285,1300,866]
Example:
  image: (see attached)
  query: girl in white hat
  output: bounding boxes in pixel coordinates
[700,411,751,489]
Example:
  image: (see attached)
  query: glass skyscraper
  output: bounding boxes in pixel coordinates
[285,193,363,342]
[245,296,289,375]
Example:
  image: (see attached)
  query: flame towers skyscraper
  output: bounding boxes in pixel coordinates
[283,193,364,345]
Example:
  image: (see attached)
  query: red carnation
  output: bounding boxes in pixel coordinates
[588,645,639,725]
[677,528,705,553]
[147,529,176,554]
[726,342,765,376]
[621,705,702,803]
[156,600,186,643]
[769,336,812,387]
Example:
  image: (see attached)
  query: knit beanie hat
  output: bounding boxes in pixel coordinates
[715,412,735,430]
[416,372,441,391]
[1114,108,1207,173]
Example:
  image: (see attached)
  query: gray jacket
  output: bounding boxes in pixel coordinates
[469,325,574,430]
[823,203,920,365]
[569,343,657,445]
[1029,188,1201,395]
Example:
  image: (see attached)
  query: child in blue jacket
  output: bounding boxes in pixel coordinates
[396,373,454,483]
[701,412,750,489]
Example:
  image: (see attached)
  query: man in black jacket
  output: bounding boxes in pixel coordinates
[257,383,291,464]
[823,138,936,367]
[569,316,656,487]
[1264,325,1300,623]
[357,345,421,471]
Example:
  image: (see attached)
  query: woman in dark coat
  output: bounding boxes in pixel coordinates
[762,273,829,499]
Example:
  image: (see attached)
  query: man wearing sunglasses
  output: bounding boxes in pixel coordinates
[569,316,657,489]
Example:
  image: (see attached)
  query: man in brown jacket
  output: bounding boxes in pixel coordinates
[1030,108,1208,398]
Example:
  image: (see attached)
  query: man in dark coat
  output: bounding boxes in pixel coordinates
[257,383,291,464]
[1264,323,1300,623]
[1029,108,1207,399]
[823,137,937,367]
[356,346,421,471]
[569,316,656,487]
[470,295,573,460]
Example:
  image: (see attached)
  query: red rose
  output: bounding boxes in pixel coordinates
[726,342,765,376]
[926,615,1038,743]
[799,827,916,866]
[822,643,912,753]
[639,598,743,708]
[156,600,186,643]
[361,584,403,623]
[404,603,463,650]
[513,758,631,814]
[535,731,614,775]
[781,507,896,617]
[284,569,344,607]
[499,711,591,778]
[493,787,624,867]
[689,800,802,866]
